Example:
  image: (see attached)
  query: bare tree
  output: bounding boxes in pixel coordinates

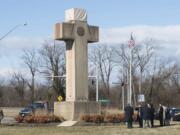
[144,57,178,104]
[134,39,154,94]
[89,45,116,98]
[10,72,27,106]
[22,49,39,102]
[114,44,139,105]
[114,43,139,80]
[39,40,66,100]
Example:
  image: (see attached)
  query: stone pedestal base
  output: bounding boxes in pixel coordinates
[54,101,101,120]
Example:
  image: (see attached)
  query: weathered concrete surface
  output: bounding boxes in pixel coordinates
[53,8,100,121]
[54,21,98,102]
[54,101,101,120]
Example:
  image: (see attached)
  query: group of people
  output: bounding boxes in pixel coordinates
[124,103,171,128]
[158,104,171,126]
[136,103,155,128]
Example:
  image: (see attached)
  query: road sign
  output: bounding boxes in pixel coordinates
[138,94,145,102]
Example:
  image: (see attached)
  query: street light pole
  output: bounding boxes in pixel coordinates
[95,62,99,102]
[42,68,99,102]
[0,23,27,41]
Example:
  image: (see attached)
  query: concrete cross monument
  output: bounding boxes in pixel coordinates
[54,8,101,120]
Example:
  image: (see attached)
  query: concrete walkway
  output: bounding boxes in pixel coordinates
[57,121,78,127]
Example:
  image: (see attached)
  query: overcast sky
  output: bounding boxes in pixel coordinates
[0,0,180,78]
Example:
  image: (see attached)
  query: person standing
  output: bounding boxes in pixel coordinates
[159,104,164,126]
[165,106,171,126]
[150,104,155,127]
[124,103,134,128]
[137,105,143,128]
[162,105,166,126]
[142,104,151,128]
[0,109,4,124]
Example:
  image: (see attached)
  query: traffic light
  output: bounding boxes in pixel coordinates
[121,82,124,86]
[92,80,95,85]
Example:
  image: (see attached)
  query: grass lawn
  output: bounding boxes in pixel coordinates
[1,122,180,135]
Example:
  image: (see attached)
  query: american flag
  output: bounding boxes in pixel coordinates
[128,33,135,48]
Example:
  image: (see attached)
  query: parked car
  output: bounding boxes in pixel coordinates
[19,106,33,117]
[19,101,49,116]
[170,108,180,121]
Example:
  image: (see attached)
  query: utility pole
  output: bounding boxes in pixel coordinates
[112,82,126,110]
[121,82,125,110]
[95,63,99,102]
[88,63,99,102]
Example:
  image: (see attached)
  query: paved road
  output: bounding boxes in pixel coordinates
[1,107,22,117]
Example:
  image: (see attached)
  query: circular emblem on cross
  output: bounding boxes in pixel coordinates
[77,27,85,36]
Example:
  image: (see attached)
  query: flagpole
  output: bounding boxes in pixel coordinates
[128,32,135,106]
[129,48,132,105]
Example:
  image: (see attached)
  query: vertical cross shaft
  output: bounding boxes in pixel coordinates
[54,14,98,102]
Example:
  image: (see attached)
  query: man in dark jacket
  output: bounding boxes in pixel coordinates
[159,104,164,126]
[124,104,134,128]
[150,104,155,127]
[0,109,4,123]
[137,105,143,128]
[165,106,171,126]
[142,104,151,128]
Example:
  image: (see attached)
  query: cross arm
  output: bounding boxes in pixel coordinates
[87,25,99,43]
[54,22,75,40]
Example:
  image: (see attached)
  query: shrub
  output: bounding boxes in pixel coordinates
[15,115,64,123]
[81,114,125,123]
[24,115,34,123]
[81,115,92,122]
[15,115,24,123]
[81,114,104,123]
[105,113,125,123]
[91,115,104,123]
[81,112,137,123]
